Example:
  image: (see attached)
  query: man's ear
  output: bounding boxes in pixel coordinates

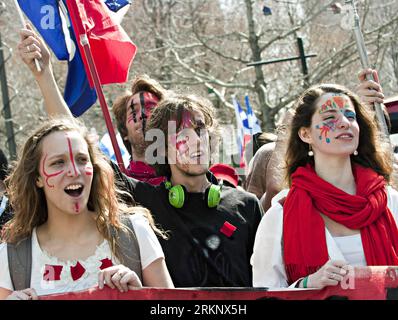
[36,176,44,188]
[123,135,128,141]
[298,127,313,144]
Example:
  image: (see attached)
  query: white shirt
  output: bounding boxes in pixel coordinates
[0,213,164,296]
[250,186,398,288]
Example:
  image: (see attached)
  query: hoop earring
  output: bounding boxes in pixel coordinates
[308,145,314,157]
[353,150,358,156]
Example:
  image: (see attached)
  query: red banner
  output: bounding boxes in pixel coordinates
[39,266,398,300]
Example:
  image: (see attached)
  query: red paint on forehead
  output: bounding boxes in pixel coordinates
[141,92,159,117]
[181,111,193,129]
[66,134,78,177]
[41,154,64,188]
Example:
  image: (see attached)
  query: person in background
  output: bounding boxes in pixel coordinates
[244,132,277,200]
[209,163,239,188]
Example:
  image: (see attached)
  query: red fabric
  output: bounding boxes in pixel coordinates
[209,164,239,187]
[126,160,166,186]
[43,265,63,281]
[70,262,86,281]
[38,266,398,300]
[66,0,136,86]
[220,221,237,238]
[99,258,113,270]
[283,164,398,284]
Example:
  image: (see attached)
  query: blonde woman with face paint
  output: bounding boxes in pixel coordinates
[0,118,173,300]
[251,84,398,289]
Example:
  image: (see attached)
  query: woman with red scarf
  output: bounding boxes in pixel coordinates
[251,84,398,288]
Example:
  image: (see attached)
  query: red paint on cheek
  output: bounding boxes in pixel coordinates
[41,154,64,188]
[85,164,93,176]
[176,137,189,155]
[66,136,78,176]
[127,114,134,124]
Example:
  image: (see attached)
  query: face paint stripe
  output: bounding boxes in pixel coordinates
[140,92,146,133]
[67,136,78,176]
[41,154,64,188]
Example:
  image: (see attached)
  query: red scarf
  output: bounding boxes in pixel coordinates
[126,160,166,186]
[283,164,398,285]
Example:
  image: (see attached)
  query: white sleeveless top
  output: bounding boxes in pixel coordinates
[333,234,367,266]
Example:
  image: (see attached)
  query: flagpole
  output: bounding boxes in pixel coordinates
[13,0,41,72]
[345,0,389,139]
[66,1,126,174]
[78,34,127,173]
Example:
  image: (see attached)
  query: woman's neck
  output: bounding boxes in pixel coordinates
[39,207,98,244]
[314,155,356,195]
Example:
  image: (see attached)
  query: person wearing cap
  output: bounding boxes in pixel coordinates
[209,163,239,188]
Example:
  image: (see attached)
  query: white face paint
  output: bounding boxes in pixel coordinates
[37,131,93,216]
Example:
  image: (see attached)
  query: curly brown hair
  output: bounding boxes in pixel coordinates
[285,83,392,186]
[112,75,169,155]
[2,118,166,251]
[145,94,220,177]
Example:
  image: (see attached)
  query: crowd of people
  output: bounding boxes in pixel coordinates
[0,25,397,299]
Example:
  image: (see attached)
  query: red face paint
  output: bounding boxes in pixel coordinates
[141,92,159,118]
[176,135,189,155]
[66,134,78,176]
[127,114,135,124]
[74,202,79,213]
[181,111,193,130]
[41,154,64,188]
[85,166,93,176]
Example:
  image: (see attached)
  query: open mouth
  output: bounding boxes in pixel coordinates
[335,133,354,140]
[190,151,203,159]
[64,184,84,197]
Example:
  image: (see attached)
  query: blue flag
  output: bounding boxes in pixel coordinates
[104,0,131,12]
[244,95,262,134]
[18,0,97,116]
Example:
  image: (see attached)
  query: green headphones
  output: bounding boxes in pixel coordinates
[164,181,221,209]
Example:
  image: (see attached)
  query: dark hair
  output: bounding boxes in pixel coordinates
[146,94,220,177]
[112,75,169,155]
[253,132,277,155]
[0,149,8,181]
[285,83,392,185]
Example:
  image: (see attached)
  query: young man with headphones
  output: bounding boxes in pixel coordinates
[113,94,264,287]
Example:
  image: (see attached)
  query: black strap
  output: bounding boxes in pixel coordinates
[7,237,32,291]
